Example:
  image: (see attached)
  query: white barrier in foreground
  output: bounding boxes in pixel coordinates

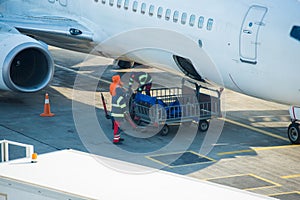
[0,140,34,162]
[0,149,276,200]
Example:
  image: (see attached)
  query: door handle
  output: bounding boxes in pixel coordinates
[243,30,252,34]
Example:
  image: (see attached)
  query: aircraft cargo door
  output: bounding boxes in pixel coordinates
[239,5,267,64]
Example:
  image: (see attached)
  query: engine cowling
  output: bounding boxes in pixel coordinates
[0,32,54,92]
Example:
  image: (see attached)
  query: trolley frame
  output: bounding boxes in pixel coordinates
[129,83,221,135]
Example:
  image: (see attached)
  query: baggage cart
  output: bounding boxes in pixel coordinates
[129,83,222,135]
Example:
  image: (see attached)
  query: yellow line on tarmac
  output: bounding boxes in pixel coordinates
[245,174,281,191]
[223,118,289,142]
[269,191,300,197]
[205,174,281,191]
[217,145,299,156]
[217,149,254,156]
[145,155,169,167]
[281,174,300,179]
[145,151,216,168]
[204,173,249,181]
[253,145,299,151]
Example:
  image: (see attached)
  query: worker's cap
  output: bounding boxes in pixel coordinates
[112,75,123,85]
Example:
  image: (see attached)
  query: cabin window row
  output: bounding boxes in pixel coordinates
[96,0,214,31]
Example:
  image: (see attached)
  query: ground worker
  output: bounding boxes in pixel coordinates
[110,75,126,144]
[128,72,152,96]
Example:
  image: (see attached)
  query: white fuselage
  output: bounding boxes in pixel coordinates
[1,0,300,105]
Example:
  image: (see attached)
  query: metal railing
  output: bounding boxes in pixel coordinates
[132,87,221,125]
[0,140,34,162]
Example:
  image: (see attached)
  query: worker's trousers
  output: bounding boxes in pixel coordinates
[113,117,123,143]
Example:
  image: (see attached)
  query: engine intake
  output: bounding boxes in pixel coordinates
[0,32,54,92]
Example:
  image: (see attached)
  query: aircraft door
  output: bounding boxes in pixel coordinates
[239,5,267,64]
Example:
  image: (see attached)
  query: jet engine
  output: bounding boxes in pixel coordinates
[0,32,54,92]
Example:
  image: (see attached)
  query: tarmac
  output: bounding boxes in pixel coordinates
[0,46,299,200]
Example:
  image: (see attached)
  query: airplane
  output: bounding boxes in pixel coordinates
[0,0,299,143]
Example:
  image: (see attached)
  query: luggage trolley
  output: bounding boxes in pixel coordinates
[129,81,222,135]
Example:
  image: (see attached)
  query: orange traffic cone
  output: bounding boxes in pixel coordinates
[40,93,55,117]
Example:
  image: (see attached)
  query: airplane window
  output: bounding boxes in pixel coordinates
[173,11,179,23]
[189,14,196,26]
[141,3,146,14]
[149,5,155,16]
[124,0,129,9]
[290,26,300,42]
[59,0,67,6]
[157,7,163,18]
[198,16,204,28]
[102,0,106,4]
[165,9,171,21]
[109,0,114,6]
[133,1,138,12]
[181,12,187,25]
[117,0,122,8]
[207,18,213,30]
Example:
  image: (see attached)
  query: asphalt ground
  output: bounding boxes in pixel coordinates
[0,47,299,199]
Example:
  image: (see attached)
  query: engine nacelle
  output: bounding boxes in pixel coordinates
[0,31,54,92]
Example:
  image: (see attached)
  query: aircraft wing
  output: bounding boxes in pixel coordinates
[0,14,94,51]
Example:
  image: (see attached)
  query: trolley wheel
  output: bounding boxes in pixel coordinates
[160,124,170,136]
[133,117,142,125]
[288,122,300,144]
[198,120,209,132]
